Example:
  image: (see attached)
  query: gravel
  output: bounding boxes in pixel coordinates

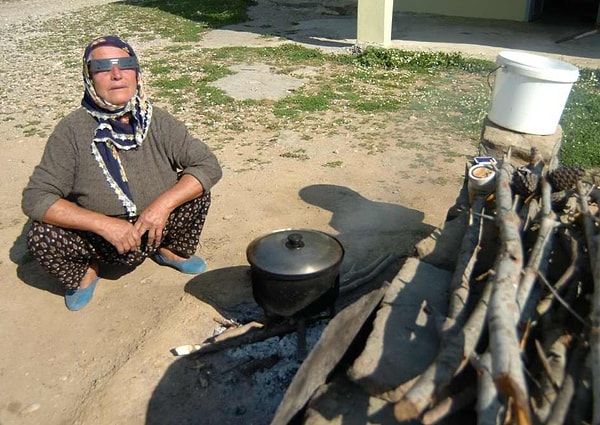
[0,0,120,138]
[0,0,118,26]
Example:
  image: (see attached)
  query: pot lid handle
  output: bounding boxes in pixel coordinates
[285,233,305,249]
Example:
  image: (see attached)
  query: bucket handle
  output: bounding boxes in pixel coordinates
[486,65,505,91]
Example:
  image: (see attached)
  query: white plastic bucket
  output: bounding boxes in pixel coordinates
[488,50,579,135]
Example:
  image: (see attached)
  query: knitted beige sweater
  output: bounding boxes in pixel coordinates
[22,106,222,221]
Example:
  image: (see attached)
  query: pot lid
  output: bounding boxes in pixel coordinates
[246,229,344,276]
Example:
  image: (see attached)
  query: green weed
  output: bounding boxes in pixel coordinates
[322,161,344,168]
[280,149,310,161]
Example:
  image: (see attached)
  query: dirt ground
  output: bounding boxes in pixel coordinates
[1,1,598,424]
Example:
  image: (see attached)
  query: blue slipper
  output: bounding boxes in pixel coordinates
[152,252,207,274]
[65,277,100,311]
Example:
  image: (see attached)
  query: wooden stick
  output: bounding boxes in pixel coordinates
[393,278,493,421]
[204,320,264,344]
[576,181,597,263]
[516,180,558,323]
[568,349,594,424]
[554,228,584,295]
[545,342,588,425]
[575,181,600,424]
[187,316,326,359]
[421,385,477,424]
[471,351,506,425]
[590,238,600,425]
[487,152,532,424]
[532,334,570,422]
[447,195,485,324]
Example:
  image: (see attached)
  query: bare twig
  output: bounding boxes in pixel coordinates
[537,273,589,327]
[471,211,497,221]
[554,228,584,294]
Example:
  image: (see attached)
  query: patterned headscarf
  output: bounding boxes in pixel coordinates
[82,35,153,217]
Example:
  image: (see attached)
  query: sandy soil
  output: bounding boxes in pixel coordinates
[1,1,596,424]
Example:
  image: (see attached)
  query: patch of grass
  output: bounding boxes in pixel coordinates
[355,47,492,73]
[199,64,234,82]
[123,0,255,29]
[354,97,402,113]
[396,139,425,150]
[407,73,490,137]
[410,152,435,169]
[207,44,328,66]
[16,120,45,137]
[196,85,234,107]
[147,59,173,76]
[273,91,331,118]
[559,69,600,167]
[358,141,388,155]
[431,176,449,185]
[245,157,271,166]
[152,75,194,107]
[280,149,310,161]
[153,75,193,91]
[322,161,344,168]
[258,44,326,63]
[147,58,234,106]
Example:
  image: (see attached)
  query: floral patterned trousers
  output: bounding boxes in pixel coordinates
[26,193,211,289]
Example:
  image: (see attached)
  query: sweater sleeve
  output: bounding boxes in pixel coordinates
[153,108,222,192]
[21,118,78,222]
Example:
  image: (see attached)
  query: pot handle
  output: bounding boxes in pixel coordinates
[286,233,305,249]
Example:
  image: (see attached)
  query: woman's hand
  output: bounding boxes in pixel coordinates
[98,217,143,254]
[41,199,143,254]
[134,174,205,248]
[133,200,172,249]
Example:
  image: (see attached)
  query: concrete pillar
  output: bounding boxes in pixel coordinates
[357,0,394,47]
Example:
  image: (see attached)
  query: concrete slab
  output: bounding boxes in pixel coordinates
[347,257,452,399]
[209,64,306,100]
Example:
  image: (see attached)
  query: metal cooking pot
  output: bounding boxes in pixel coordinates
[246,228,345,318]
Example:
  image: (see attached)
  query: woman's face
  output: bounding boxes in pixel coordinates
[89,46,138,107]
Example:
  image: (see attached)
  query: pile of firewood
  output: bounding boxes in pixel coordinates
[391,148,599,425]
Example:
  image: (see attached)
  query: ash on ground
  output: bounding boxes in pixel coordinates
[146,321,328,425]
[229,322,326,398]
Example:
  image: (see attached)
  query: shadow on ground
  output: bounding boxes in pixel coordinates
[299,184,435,273]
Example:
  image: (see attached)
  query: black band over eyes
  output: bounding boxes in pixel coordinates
[88,57,138,72]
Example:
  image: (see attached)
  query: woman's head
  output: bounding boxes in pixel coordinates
[82,35,143,111]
